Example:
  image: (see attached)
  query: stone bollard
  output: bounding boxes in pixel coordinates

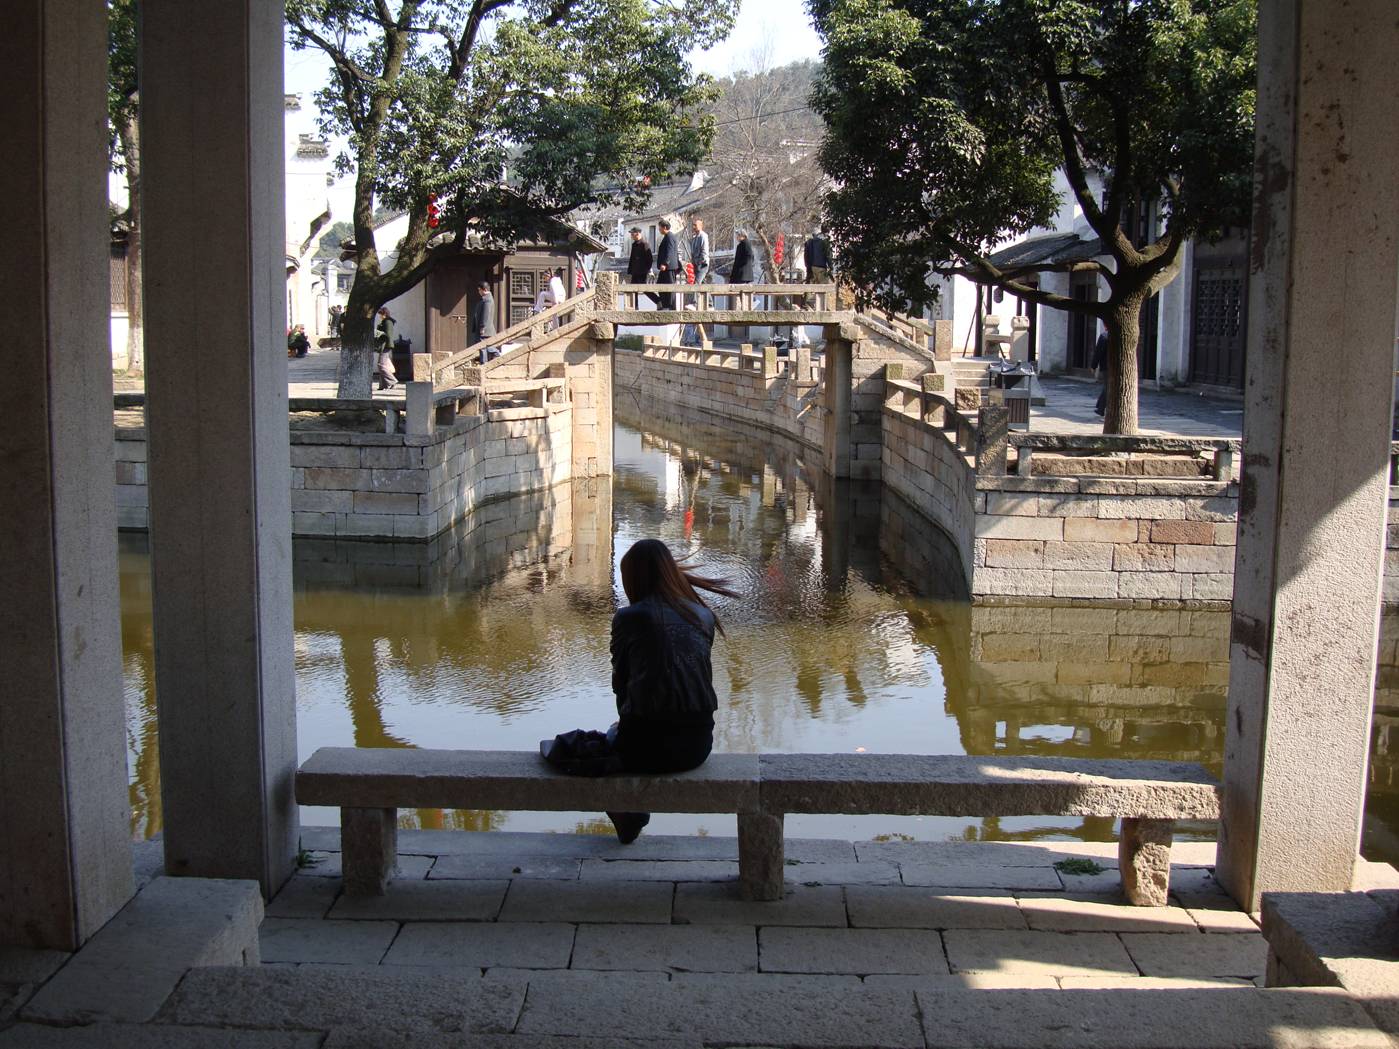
[794,343,812,382]
[976,405,1010,475]
[405,381,434,436]
[411,352,433,382]
[763,344,779,379]
[593,271,617,310]
[932,318,954,362]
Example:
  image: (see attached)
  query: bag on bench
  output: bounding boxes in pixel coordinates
[540,727,624,777]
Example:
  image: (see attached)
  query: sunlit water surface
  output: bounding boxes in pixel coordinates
[119,399,1399,859]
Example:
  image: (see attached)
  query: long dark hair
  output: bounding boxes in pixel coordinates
[620,539,738,637]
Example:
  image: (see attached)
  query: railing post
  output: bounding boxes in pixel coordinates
[794,343,812,382]
[594,271,617,311]
[763,344,779,379]
[976,405,1010,475]
[1213,446,1237,482]
[405,381,434,436]
[1016,446,1035,477]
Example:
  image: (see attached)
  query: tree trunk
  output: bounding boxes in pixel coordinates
[1103,295,1145,435]
[338,305,376,400]
[121,117,144,377]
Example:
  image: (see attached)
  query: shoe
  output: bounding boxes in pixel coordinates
[606,811,650,845]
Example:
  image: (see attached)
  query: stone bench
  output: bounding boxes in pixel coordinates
[749,754,1221,905]
[295,747,761,895]
[297,748,1219,906]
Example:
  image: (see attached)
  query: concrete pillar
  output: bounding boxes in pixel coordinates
[822,338,853,478]
[1217,0,1399,910]
[0,0,135,950]
[140,0,299,894]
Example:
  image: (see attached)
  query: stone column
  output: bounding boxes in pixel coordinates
[0,0,135,950]
[1217,0,1399,910]
[822,333,853,478]
[140,0,298,895]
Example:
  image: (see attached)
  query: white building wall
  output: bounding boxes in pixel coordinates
[1156,240,1193,385]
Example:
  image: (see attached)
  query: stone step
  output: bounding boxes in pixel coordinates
[134,961,1394,1048]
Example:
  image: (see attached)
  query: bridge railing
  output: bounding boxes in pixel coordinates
[610,283,837,313]
[635,337,826,385]
[884,377,981,460]
[428,289,598,385]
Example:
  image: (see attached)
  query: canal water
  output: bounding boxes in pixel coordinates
[119,398,1399,860]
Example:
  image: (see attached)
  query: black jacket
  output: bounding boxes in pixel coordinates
[611,596,718,720]
[656,232,680,274]
[1092,331,1109,372]
[804,236,831,271]
[731,239,754,283]
[628,240,653,284]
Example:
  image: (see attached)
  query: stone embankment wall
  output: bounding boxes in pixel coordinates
[613,343,827,451]
[880,400,978,584]
[117,403,573,540]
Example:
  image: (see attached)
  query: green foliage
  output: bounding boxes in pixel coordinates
[314,220,356,260]
[288,0,739,267]
[107,0,138,173]
[807,0,1257,314]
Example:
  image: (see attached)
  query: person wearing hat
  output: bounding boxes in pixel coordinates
[627,227,655,306]
[731,230,754,284]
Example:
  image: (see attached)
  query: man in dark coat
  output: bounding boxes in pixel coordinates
[803,229,831,283]
[472,281,498,362]
[730,230,754,283]
[655,218,679,309]
[627,227,654,306]
[1092,328,1109,417]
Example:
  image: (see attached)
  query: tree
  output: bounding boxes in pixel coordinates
[703,53,827,283]
[314,220,355,260]
[287,0,739,397]
[808,0,1256,433]
[108,0,143,377]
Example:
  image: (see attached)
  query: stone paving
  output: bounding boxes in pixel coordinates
[6,832,1398,1047]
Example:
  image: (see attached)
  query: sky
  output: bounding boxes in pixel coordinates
[283,0,825,221]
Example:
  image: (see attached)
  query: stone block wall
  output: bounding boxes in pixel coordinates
[115,402,573,541]
[849,320,940,481]
[880,402,977,586]
[970,478,1239,603]
[613,346,826,452]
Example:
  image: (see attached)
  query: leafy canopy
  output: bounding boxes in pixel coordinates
[288,0,740,251]
[808,0,1257,311]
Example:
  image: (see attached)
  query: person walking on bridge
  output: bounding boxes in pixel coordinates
[655,219,680,310]
[374,307,398,391]
[689,217,711,288]
[627,227,654,306]
[472,281,497,363]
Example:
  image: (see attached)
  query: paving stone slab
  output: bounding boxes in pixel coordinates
[1185,905,1260,933]
[578,859,737,882]
[864,973,1058,990]
[0,949,70,986]
[158,965,525,1035]
[915,986,1389,1049]
[784,860,901,886]
[760,928,949,975]
[943,930,1137,977]
[0,1024,321,1048]
[846,887,1025,930]
[673,883,846,927]
[498,880,674,924]
[671,972,864,990]
[482,968,670,987]
[427,855,582,881]
[24,877,262,1025]
[300,827,619,858]
[296,853,434,880]
[900,862,1063,890]
[1058,975,1255,989]
[1053,867,1124,894]
[855,840,1115,866]
[258,919,398,965]
[265,878,340,920]
[1122,931,1268,978]
[786,839,860,863]
[382,922,574,969]
[324,1033,700,1049]
[1017,893,1199,932]
[516,980,925,1048]
[571,923,757,973]
[328,879,507,922]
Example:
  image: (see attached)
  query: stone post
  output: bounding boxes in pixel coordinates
[0,0,135,950]
[975,406,1010,477]
[763,344,779,379]
[932,319,954,362]
[1217,0,1399,910]
[405,382,434,436]
[593,271,617,311]
[141,0,299,895]
[794,344,813,383]
[822,335,854,478]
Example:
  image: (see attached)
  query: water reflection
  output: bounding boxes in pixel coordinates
[118,398,1399,857]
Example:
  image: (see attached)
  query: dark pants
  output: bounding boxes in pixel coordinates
[1095,378,1108,415]
[611,714,713,825]
[657,271,676,310]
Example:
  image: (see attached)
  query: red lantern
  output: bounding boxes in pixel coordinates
[685,262,695,284]
[773,232,785,267]
[427,192,440,230]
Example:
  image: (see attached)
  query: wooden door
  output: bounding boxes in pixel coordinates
[1189,258,1247,389]
[427,259,472,355]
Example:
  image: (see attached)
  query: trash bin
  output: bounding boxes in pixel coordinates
[990,361,1035,428]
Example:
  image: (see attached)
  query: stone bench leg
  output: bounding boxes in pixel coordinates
[342,807,397,897]
[738,811,784,901]
[1119,817,1173,906]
